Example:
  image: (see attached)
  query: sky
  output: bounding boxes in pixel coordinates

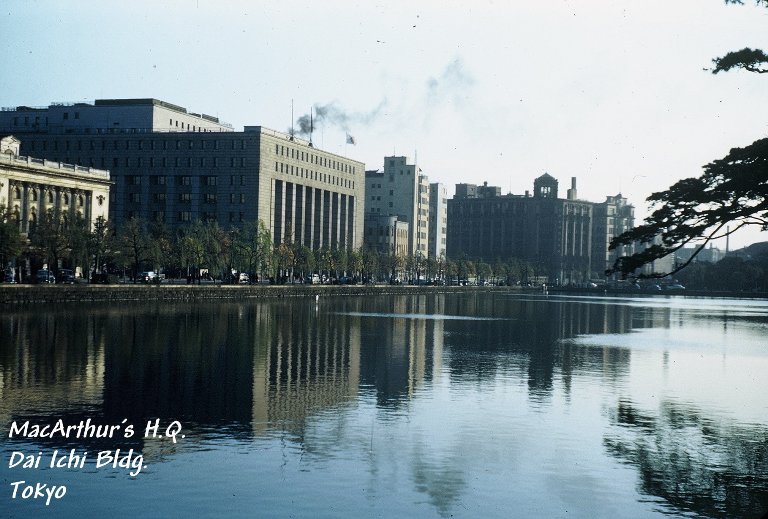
[2,0,767,248]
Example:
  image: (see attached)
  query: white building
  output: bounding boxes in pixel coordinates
[428,182,447,260]
[0,135,111,234]
[365,156,430,257]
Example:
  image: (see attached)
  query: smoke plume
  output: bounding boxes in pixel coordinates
[291,99,387,137]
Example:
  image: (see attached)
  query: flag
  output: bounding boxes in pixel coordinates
[346,133,356,145]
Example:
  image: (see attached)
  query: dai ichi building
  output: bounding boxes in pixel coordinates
[0,98,366,251]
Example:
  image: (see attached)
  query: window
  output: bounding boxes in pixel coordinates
[205,193,217,204]
[130,193,141,203]
[179,176,192,186]
[152,175,166,185]
[240,194,245,204]
[154,193,167,202]
[206,176,217,186]
[179,193,191,202]
[179,211,191,222]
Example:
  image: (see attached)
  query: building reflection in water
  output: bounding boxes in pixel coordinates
[1,294,765,518]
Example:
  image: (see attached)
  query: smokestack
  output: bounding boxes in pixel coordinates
[567,177,577,200]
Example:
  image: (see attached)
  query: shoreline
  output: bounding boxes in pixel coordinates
[1,284,766,305]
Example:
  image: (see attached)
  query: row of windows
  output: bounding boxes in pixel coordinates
[29,138,246,152]
[275,144,356,175]
[144,192,248,204]
[12,187,85,206]
[40,155,246,170]
[125,175,247,186]
[128,175,226,186]
[150,211,244,223]
[275,162,355,189]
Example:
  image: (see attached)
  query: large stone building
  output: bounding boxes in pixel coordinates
[447,174,633,284]
[0,135,111,234]
[364,156,430,257]
[0,99,365,250]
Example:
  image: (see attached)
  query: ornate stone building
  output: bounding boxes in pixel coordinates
[0,135,111,234]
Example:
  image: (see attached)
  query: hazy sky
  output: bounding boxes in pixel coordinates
[3,0,766,247]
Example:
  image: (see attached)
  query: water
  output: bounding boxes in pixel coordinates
[1,292,767,518]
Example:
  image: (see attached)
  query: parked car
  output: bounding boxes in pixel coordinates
[238,272,250,284]
[666,284,686,290]
[36,269,56,284]
[138,271,157,283]
[57,269,75,284]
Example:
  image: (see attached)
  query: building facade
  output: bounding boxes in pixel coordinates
[591,193,635,277]
[1,135,111,234]
[363,214,409,257]
[0,99,365,250]
[428,182,447,260]
[364,156,430,257]
[447,174,616,285]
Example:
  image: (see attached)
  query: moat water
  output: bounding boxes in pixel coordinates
[1,292,767,518]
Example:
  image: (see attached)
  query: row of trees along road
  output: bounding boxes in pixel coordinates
[1,209,548,285]
[609,0,768,278]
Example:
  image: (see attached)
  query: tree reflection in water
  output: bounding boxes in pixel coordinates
[605,399,768,518]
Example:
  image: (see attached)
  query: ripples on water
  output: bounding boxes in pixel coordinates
[1,293,767,518]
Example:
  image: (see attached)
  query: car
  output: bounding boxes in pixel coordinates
[57,269,75,284]
[36,269,56,284]
[138,271,157,283]
[666,284,686,290]
[238,272,249,284]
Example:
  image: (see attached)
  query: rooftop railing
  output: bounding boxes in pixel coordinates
[0,154,111,179]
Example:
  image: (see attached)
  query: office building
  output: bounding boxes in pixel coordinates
[364,156,430,257]
[447,174,618,284]
[0,99,365,250]
[428,182,447,260]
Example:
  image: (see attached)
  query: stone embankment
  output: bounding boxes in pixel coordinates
[0,284,497,305]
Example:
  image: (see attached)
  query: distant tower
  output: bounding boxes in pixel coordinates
[567,177,578,200]
[534,173,558,199]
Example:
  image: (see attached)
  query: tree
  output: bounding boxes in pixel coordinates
[68,214,91,278]
[610,139,768,277]
[348,248,363,280]
[295,245,316,279]
[147,219,173,273]
[89,216,112,280]
[0,205,23,269]
[117,217,151,281]
[609,0,768,277]
[29,208,70,271]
